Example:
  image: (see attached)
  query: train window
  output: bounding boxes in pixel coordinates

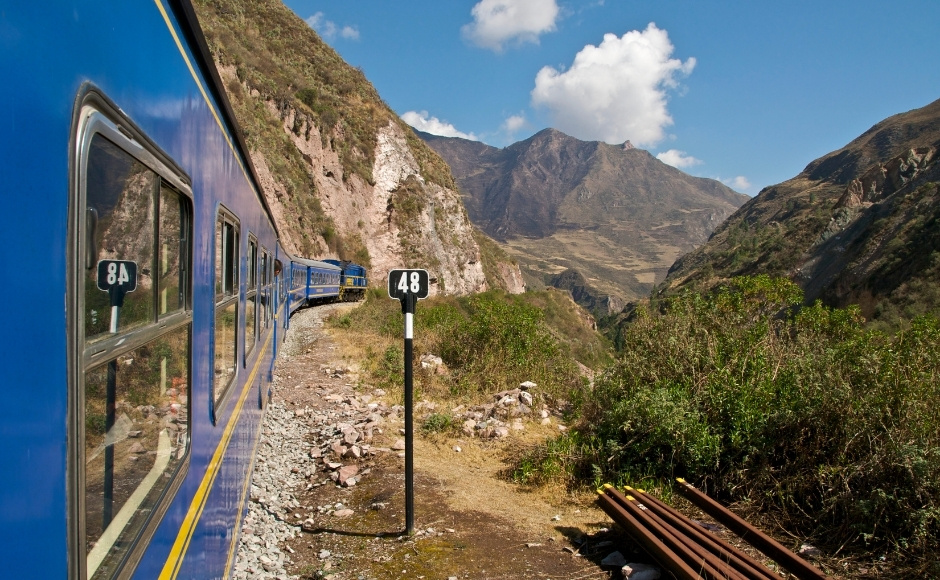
[215,215,238,299]
[214,209,239,406]
[273,259,283,317]
[245,236,257,359]
[260,250,268,286]
[259,248,270,328]
[74,102,192,580]
[158,185,186,317]
[84,326,189,579]
[84,136,156,342]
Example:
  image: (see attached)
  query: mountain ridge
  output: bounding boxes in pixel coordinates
[659,97,940,326]
[419,127,748,306]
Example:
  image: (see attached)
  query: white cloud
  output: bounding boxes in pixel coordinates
[462,0,560,52]
[502,114,526,133]
[402,111,479,141]
[531,23,695,146]
[656,149,702,169]
[729,176,751,191]
[305,12,358,42]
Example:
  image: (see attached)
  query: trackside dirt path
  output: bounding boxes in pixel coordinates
[234,303,644,580]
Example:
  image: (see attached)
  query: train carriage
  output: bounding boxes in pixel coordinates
[288,257,342,310]
[0,1,364,578]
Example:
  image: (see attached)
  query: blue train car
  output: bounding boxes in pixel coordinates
[0,1,314,578]
[288,258,341,310]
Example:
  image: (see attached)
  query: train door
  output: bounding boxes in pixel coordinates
[69,92,192,580]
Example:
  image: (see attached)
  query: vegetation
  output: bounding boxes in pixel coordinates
[519,275,940,573]
[331,288,603,405]
[192,0,456,260]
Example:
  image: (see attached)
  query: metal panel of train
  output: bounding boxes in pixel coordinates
[0,1,366,578]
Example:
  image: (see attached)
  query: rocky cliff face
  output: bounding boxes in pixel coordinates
[195,0,518,296]
[224,76,489,296]
[368,122,488,296]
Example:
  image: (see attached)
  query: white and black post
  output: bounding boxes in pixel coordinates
[96,259,138,528]
[387,269,429,536]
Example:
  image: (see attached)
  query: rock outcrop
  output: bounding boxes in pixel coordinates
[197,0,516,296]
[214,75,492,298]
[836,146,936,209]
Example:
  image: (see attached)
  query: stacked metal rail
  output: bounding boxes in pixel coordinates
[596,481,831,580]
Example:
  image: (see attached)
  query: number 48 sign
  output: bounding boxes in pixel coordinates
[386,268,429,536]
[388,269,429,301]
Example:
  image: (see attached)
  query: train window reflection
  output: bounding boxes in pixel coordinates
[245,237,257,358]
[84,135,155,341]
[158,186,186,317]
[84,326,190,579]
[214,208,239,405]
[78,113,193,580]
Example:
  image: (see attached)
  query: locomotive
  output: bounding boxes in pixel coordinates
[0,1,365,577]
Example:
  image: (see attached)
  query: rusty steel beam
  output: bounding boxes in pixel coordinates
[596,489,703,580]
[604,486,748,580]
[676,478,831,580]
[627,487,780,580]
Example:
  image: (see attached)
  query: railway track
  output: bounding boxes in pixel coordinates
[596,482,833,580]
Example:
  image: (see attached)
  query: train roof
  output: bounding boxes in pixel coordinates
[291,257,342,270]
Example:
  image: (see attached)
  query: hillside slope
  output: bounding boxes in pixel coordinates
[420,129,747,304]
[191,0,524,295]
[660,98,940,325]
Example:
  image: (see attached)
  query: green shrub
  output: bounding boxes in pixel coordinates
[570,275,939,565]
[338,289,589,404]
[421,413,454,435]
[434,292,580,401]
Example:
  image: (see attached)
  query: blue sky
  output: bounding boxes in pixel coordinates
[283,0,939,196]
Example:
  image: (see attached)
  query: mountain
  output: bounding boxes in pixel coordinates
[659,98,940,326]
[190,0,524,295]
[419,128,748,305]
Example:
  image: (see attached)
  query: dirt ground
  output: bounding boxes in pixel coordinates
[268,303,851,580]
[269,303,648,580]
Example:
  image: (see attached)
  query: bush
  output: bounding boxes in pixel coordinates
[571,275,939,566]
[335,289,587,404]
[421,413,454,435]
[433,292,581,401]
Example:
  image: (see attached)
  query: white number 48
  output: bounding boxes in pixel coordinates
[397,271,421,293]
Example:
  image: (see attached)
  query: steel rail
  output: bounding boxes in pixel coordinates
[603,486,747,580]
[621,492,754,580]
[596,489,703,580]
[626,487,780,580]
[676,478,831,580]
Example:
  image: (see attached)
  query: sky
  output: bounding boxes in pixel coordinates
[282,0,939,196]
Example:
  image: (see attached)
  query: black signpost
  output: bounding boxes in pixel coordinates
[387,269,429,535]
[96,259,137,528]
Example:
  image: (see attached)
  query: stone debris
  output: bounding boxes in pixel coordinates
[622,562,662,580]
[419,353,445,372]
[600,550,627,568]
[410,381,564,440]
[232,304,398,580]
[233,305,577,579]
[799,543,822,558]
